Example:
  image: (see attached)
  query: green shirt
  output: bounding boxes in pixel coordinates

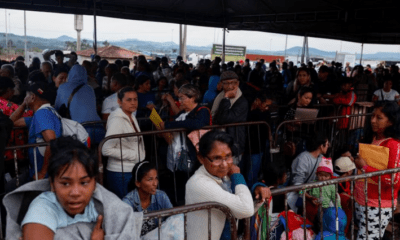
[309,184,342,209]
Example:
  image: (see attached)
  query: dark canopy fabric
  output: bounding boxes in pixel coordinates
[1,0,399,44]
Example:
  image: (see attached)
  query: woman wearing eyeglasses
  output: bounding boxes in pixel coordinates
[159,84,211,173]
[186,131,270,240]
[159,84,211,204]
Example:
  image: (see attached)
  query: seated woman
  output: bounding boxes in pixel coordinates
[123,161,173,236]
[283,87,315,157]
[284,86,314,121]
[286,67,313,104]
[102,86,146,199]
[3,136,140,240]
[372,78,400,103]
[186,131,267,240]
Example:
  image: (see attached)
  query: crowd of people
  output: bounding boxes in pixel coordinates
[0,51,400,240]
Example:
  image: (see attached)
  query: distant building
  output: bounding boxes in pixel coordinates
[76,45,151,65]
[246,54,285,63]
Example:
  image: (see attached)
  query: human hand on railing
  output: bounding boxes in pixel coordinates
[354,155,367,169]
[287,125,296,132]
[254,186,272,203]
[311,198,321,206]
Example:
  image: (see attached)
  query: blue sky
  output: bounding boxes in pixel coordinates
[1,8,400,55]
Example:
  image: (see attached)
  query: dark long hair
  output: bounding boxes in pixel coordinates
[362,101,400,143]
[127,162,157,192]
[48,136,98,182]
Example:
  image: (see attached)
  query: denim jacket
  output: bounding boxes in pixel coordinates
[122,189,173,236]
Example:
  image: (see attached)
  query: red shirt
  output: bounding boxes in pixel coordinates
[355,138,400,208]
[333,91,356,129]
[0,97,33,161]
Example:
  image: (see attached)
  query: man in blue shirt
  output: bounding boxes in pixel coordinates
[11,82,62,179]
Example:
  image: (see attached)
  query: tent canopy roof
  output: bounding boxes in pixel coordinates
[2,0,400,44]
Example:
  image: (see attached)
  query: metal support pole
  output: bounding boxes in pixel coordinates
[301,35,306,64]
[93,0,97,55]
[5,10,7,57]
[222,28,226,63]
[24,11,28,65]
[179,24,183,57]
[360,43,364,65]
[183,25,187,61]
[305,36,309,63]
[284,35,288,60]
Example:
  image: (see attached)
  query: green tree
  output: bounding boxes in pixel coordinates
[102,40,110,47]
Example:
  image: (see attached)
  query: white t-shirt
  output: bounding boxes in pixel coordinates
[102,93,119,114]
[373,89,399,101]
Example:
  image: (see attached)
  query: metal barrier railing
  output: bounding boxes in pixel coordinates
[143,202,238,240]
[98,121,273,202]
[4,142,50,185]
[265,167,400,240]
[272,113,372,158]
[1,142,50,240]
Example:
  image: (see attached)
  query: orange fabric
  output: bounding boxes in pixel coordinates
[355,138,400,208]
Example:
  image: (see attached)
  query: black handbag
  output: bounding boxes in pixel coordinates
[176,133,194,173]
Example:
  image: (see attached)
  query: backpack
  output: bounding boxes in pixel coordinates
[58,84,85,119]
[46,107,90,146]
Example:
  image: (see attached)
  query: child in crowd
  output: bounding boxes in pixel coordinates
[334,156,356,236]
[304,157,341,225]
[314,207,348,240]
[262,161,288,214]
[243,91,273,187]
[334,156,356,194]
[307,157,342,209]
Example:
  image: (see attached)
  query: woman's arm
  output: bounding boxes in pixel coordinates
[189,174,254,219]
[10,102,27,123]
[23,223,54,240]
[163,94,181,115]
[101,117,138,161]
[165,108,210,130]
[361,140,400,186]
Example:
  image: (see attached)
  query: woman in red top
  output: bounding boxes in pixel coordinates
[354,101,400,240]
[0,77,33,162]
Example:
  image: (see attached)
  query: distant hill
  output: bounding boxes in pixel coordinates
[1,32,400,61]
[56,35,76,42]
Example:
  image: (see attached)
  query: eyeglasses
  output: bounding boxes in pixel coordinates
[205,154,233,165]
[178,95,189,101]
[222,81,239,86]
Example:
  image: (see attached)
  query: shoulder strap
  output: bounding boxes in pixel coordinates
[68,84,85,110]
[196,106,212,125]
[129,116,140,133]
[381,89,385,100]
[305,157,320,183]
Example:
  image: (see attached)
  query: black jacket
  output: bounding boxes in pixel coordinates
[213,96,248,154]
[165,105,211,168]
